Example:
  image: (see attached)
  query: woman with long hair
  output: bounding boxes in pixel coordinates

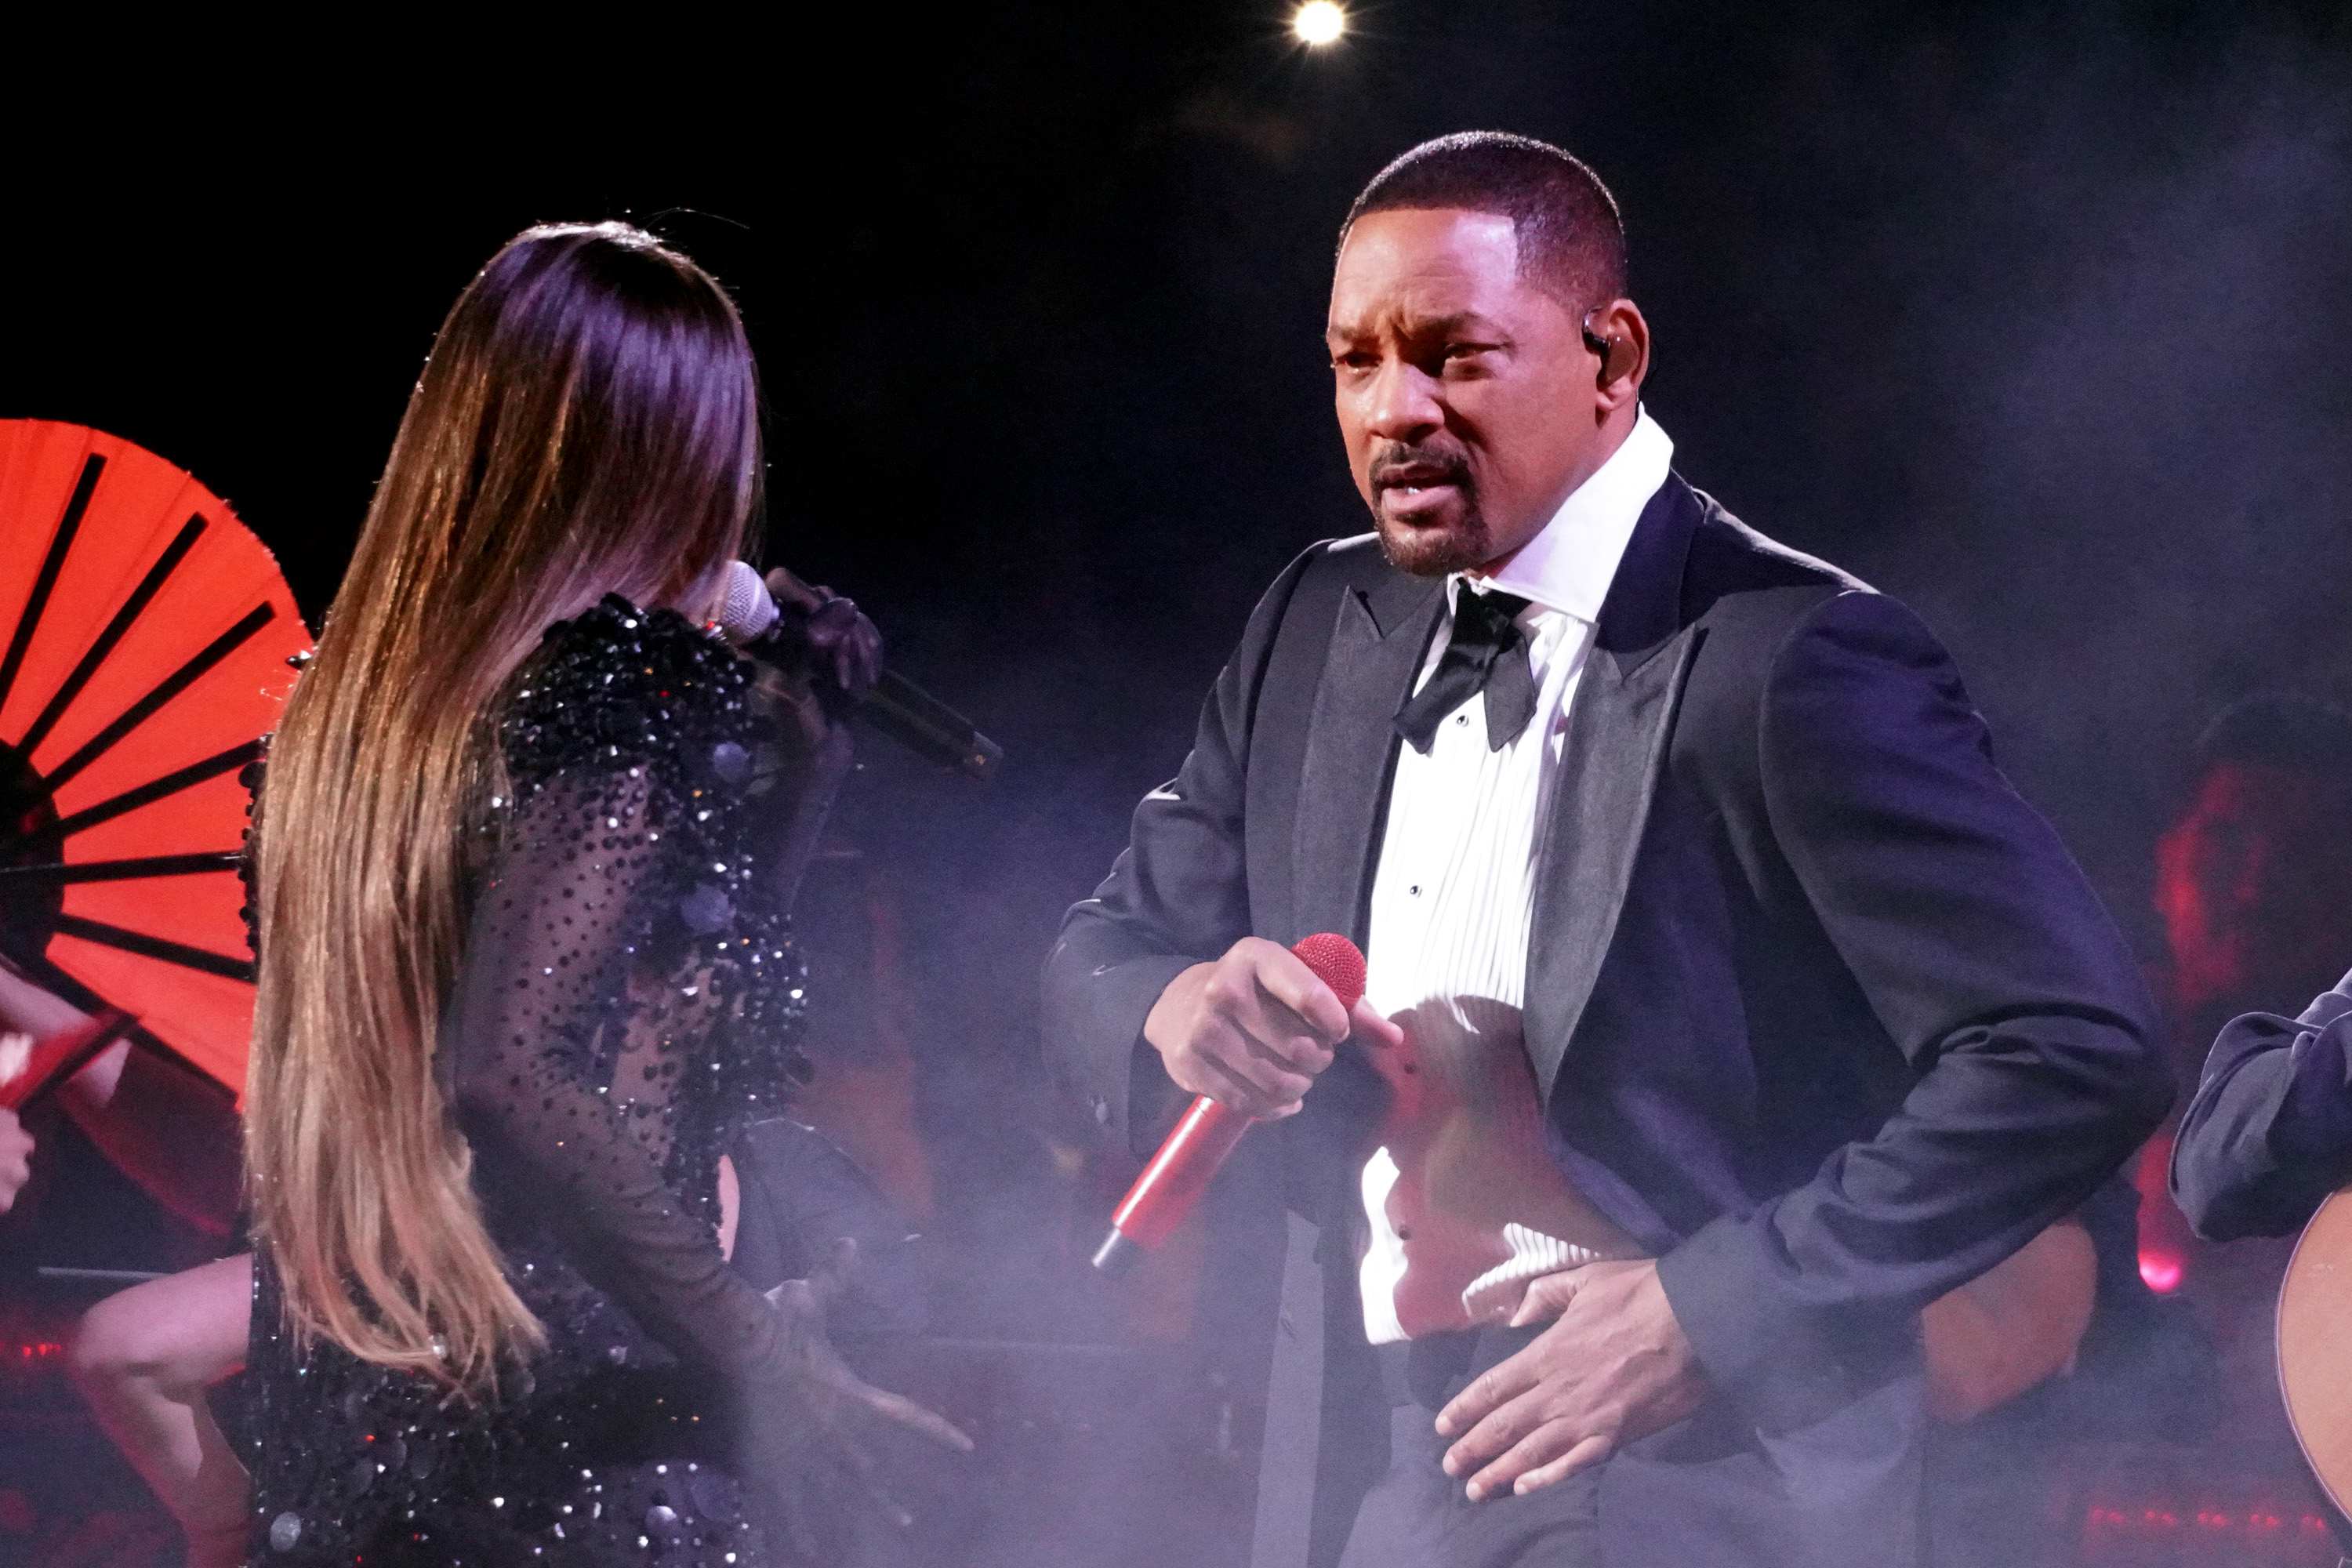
[70,220,962,1566]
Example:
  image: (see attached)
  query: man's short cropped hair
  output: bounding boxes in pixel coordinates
[1341,132,1628,314]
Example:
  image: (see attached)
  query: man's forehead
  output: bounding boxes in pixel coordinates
[1328,208,1522,329]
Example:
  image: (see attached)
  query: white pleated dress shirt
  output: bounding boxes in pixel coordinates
[1357,410,1674,1345]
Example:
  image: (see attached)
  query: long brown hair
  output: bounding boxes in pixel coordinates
[245,223,760,1392]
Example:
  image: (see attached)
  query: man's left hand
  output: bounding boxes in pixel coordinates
[1435,1258,1708,1501]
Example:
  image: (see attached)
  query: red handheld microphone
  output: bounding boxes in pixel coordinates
[1091,933,1367,1276]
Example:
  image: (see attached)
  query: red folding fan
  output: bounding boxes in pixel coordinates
[0,420,313,1094]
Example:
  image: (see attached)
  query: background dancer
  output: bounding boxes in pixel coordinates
[68,220,964,1568]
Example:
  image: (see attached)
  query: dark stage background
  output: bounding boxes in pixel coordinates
[4,3,2352,1564]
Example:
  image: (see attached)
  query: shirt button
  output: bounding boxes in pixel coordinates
[1409,885,1421,896]
[1456,713,1468,725]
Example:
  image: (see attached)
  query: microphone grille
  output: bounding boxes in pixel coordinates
[716,560,779,647]
[1292,933,1367,1012]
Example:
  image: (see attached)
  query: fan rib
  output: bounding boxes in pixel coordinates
[50,914,254,983]
[0,452,105,722]
[18,514,209,756]
[38,739,263,847]
[0,851,241,885]
[43,603,277,793]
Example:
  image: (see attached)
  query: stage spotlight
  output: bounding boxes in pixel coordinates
[1294,2,1345,45]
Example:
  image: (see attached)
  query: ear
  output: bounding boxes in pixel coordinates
[1580,299,1651,410]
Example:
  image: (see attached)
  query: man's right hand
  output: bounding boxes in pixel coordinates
[1144,937,1399,1119]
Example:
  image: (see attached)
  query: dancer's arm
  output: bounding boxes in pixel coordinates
[442,764,960,1453]
[444,765,796,1375]
[0,1109,29,1214]
[69,1254,252,1568]
[0,958,239,1234]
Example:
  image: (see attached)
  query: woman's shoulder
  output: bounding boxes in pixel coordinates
[501,594,753,786]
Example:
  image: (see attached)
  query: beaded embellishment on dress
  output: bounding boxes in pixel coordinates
[239,597,812,1567]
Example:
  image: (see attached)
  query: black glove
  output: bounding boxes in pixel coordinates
[762,572,883,710]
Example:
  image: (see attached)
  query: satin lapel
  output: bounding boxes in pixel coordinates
[1523,475,1708,1106]
[1290,572,1443,947]
[1524,629,1700,1103]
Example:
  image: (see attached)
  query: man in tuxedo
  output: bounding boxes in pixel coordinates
[1042,132,2170,1568]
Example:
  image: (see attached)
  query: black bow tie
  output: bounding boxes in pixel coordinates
[1393,588,1537,754]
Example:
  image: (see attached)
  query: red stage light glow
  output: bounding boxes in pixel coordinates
[2137,1248,2183,1293]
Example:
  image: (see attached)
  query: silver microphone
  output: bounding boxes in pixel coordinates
[716,561,1002,782]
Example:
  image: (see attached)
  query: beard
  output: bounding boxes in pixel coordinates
[1367,441,1492,578]
[1375,502,1494,577]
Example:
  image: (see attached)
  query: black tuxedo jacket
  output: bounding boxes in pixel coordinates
[1043,476,2169,1567]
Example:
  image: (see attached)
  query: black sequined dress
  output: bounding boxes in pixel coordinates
[239,598,815,1568]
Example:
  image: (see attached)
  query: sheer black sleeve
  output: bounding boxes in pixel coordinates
[441,767,790,1379]
[438,597,807,1383]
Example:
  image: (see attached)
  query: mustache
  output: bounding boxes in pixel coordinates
[1368,441,1474,490]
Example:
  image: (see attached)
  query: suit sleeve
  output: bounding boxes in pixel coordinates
[1040,546,1323,1152]
[2171,978,2352,1240]
[1656,589,2172,1432]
